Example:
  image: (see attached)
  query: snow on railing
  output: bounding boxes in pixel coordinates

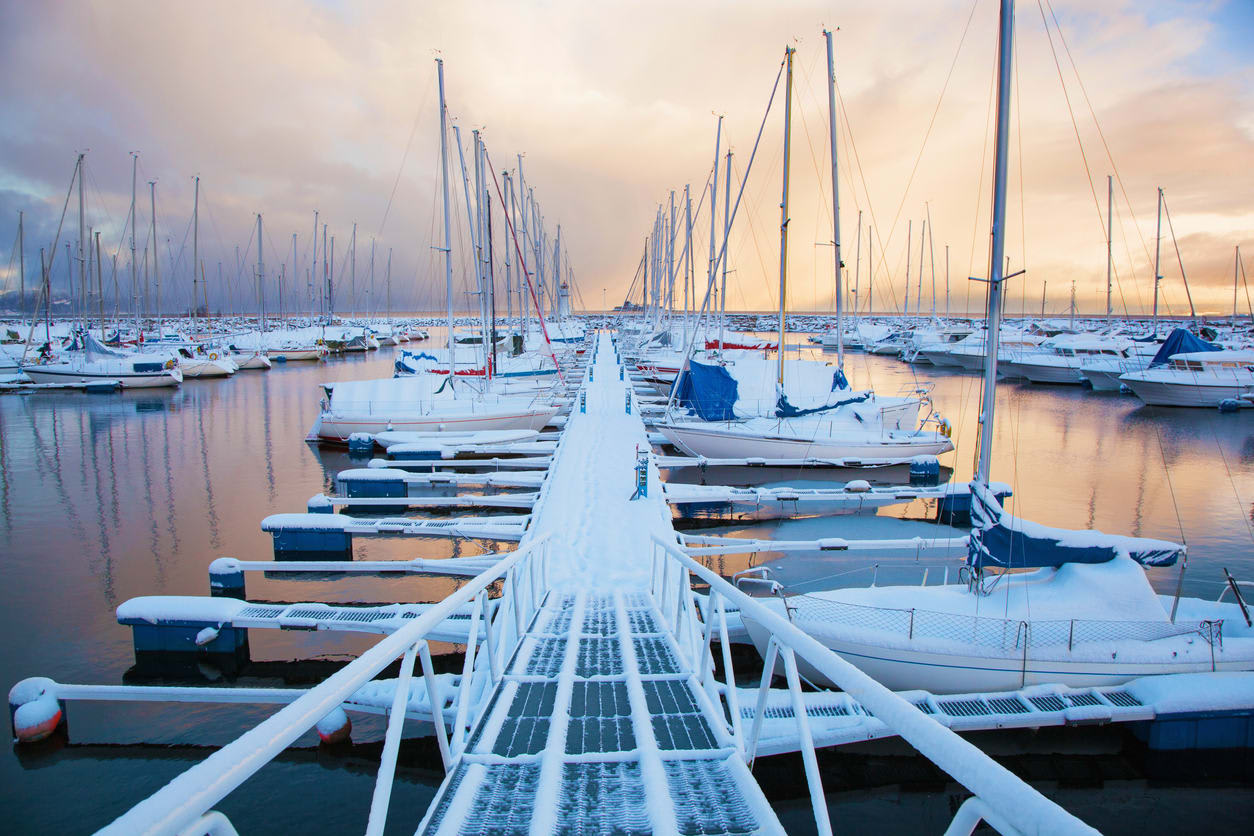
[648,533,1098,836]
[97,534,552,836]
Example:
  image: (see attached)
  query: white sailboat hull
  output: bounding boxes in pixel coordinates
[21,365,182,389]
[742,614,1253,694]
[267,347,325,362]
[657,422,953,463]
[317,405,558,442]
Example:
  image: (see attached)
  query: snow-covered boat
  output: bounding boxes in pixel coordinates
[656,355,953,463]
[1118,331,1250,407]
[20,334,182,389]
[741,484,1253,693]
[310,376,559,442]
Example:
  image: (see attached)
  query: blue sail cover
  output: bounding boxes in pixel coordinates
[673,360,739,420]
[775,368,869,417]
[967,482,1181,570]
[1148,328,1220,368]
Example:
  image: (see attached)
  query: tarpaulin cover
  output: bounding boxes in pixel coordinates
[672,359,739,421]
[967,482,1181,570]
[1148,328,1220,368]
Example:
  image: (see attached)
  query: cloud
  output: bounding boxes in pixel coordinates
[0,0,1249,315]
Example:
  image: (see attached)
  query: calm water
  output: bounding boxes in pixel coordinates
[2,331,1253,832]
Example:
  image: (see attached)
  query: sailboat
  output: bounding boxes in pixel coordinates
[311,58,559,442]
[657,37,952,465]
[739,4,1254,693]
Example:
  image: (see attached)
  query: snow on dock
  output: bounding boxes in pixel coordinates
[416,332,784,834]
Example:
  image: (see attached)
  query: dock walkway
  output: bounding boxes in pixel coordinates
[416,332,783,834]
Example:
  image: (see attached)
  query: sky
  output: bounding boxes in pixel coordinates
[0,0,1251,318]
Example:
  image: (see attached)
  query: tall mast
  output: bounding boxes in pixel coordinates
[77,153,85,327]
[1105,174,1113,321]
[257,213,265,333]
[917,218,925,319]
[95,231,104,338]
[368,237,375,325]
[1233,245,1240,327]
[824,28,844,368]
[150,180,161,336]
[926,203,937,318]
[192,175,199,330]
[720,149,732,338]
[707,116,722,349]
[310,210,319,322]
[129,153,138,335]
[777,45,795,387]
[853,209,862,321]
[904,219,912,318]
[436,58,455,373]
[975,0,1015,485]
[16,209,23,320]
[349,221,356,321]
[945,244,950,319]
[503,172,514,325]
[1152,186,1162,336]
[386,248,392,329]
[683,185,692,349]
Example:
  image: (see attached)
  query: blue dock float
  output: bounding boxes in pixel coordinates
[260,512,530,559]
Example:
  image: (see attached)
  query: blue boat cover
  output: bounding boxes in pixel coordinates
[673,359,739,421]
[967,482,1181,570]
[1148,328,1220,368]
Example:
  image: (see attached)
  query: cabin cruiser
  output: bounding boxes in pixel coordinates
[997,334,1129,384]
[740,483,1254,693]
[1120,348,1254,407]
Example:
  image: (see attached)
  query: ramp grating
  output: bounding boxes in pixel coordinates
[557,762,651,835]
[566,682,635,755]
[1103,690,1142,708]
[515,637,566,677]
[644,680,718,751]
[632,636,680,675]
[582,607,618,636]
[987,697,1029,714]
[1028,695,1067,712]
[577,638,624,677]
[1067,692,1101,707]
[938,698,988,717]
[627,609,661,635]
[664,760,760,835]
[457,763,541,836]
[491,682,558,757]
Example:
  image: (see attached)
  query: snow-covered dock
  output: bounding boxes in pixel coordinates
[259,511,529,558]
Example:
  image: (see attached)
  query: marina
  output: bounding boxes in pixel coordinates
[4,1,1254,834]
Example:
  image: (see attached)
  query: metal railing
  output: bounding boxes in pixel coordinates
[98,534,552,836]
[786,593,1219,655]
[648,532,1098,836]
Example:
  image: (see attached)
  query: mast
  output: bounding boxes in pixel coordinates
[926,203,937,319]
[904,219,912,318]
[853,209,862,322]
[1105,174,1113,321]
[17,211,23,319]
[945,243,950,320]
[720,149,732,341]
[386,249,392,332]
[1235,246,1241,327]
[77,153,85,328]
[368,238,375,327]
[310,210,319,323]
[707,116,723,349]
[975,0,1015,485]
[824,28,844,368]
[192,176,199,330]
[683,185,692,349]
[130,153,138,335]
[349,221,356,321]
[1152,186,1162,337]
[257,213,265,333]
[917,218,925,319]
[503,172,514,325]
[95,231,104,339]
[436,58,456,373]
[150,180,161,336]
[777,45,795,387]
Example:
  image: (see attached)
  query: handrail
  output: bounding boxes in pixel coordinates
[99,533,551,836]
[649,532,1097,836]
